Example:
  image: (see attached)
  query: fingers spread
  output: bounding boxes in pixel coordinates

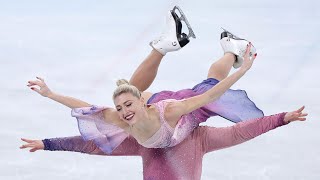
[250,53,257,61]
[296,106,305,113]
[27,80,42,87]
[36,77,44,82]
[30,148,37,152]
[20,144,30,149]
[21,138,33,143]
[30,87,41,94]
[244,42,252,57]
[297,117,307,121]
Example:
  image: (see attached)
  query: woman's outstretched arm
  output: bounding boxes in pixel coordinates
[200,106,307,153]
[20,136,142,156]
[169,44,257,118]
[27,77,91,108]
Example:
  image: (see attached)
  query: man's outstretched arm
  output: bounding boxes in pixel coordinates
[200,106,307,153]
[21,136,142,156]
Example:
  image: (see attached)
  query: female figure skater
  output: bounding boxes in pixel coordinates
[26,7,261,153]
[20,107,308,180]
[21,7,308,179]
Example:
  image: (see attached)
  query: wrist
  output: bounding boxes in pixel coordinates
[238,68,248,75]
[282,112,291,124]
[46,91,54,98]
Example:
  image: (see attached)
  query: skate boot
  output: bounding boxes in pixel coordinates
[220,28,256,68]
[150,6,196,55]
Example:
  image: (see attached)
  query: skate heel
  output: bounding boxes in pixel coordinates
[220,28,256,69]
[150,6,196,55]
[170,10,190,48]
[220,31,229,39]
[178,33,189,47]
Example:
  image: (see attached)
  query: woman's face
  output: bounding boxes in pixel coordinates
[114,92,144,125]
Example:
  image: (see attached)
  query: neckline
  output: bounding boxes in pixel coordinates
[138,102,174,145]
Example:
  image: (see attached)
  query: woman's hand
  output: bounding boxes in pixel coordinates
[284,106,308,123]
[27,77,52,97]
[240,42,257,72]
[20,138,44,152]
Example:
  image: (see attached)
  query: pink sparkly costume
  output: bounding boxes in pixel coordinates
[71,78,264,154]
[139,100,175,148]
[43,113,287,180]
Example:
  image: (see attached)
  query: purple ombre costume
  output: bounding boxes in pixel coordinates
[71,78,264,154]
[43,113,287,180]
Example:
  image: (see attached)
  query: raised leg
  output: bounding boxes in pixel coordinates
[209,29,257,81]
[130,6,195,91]
[129,50,164,92]
[220,28,256,69]
[207,53,236,81]
[150,6,196,55]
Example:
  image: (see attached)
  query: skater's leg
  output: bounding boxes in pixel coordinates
[207,53,236,81]
[130,6,196,91]
[129,50,164,92]
[150,6,196,55]
[220,29,256,69]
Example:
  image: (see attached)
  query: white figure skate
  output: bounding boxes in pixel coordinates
[150,6,196,55]
[220,28,256,68]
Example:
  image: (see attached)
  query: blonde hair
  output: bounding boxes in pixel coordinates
[112,79,141,100]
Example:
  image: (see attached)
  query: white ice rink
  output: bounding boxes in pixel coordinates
[1,0,319,179]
